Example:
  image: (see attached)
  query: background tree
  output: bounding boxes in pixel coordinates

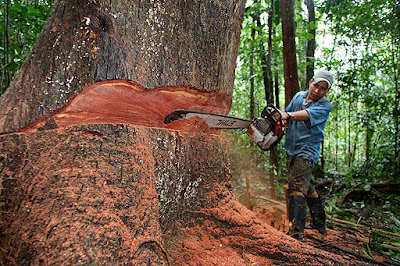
[320,0,399,181]
[304,0,316,82]
[280,0,299,106]
[229,0,286,202]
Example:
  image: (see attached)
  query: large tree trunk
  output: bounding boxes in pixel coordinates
[0,124,231,264]
[0,0,361,264]
[280,0,299,107]
[0,0,242,134]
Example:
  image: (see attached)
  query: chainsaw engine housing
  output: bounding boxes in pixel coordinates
[245,104,284,151]
[246,118,279,151]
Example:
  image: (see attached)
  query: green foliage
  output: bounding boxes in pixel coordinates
[230,3,399,238]
[0,0,54,94]
[319,0,400,181]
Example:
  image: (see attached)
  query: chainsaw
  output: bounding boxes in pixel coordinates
[164,104,285,151]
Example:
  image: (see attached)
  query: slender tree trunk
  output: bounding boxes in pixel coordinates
[304,0,316,83]
[365,120,372,176]
[351,127,361,165]
[392,35,400,178]
[250,26,256,119]
[305,0,323,170]
[273,19,280,109]
[274,69,280,108]
[257,24,273,105]
[252,0,273,105]
[2,0,11,93]
[265,4,274,105]
[253,0,276,198]
[335,105,339,171]
[348,99,352,167]
[280,0,299,107]
[268,0,277,199]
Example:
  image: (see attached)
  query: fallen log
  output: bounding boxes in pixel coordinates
[328,216,400,254]
[337,182,400,205]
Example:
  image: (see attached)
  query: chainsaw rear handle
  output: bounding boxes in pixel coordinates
[261,103,282,124]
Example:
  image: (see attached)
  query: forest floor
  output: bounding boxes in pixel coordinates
[251,186,400,266]
[252,202,398,265]
[165,190,400,265]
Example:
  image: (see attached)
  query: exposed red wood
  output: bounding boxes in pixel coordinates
[19,80,231,134]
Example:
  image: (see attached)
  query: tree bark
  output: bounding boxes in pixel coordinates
[0,124,233,264]
[2,0,11,94]
[280,0,299,107]
[266,0,275,105]
[255,13,273,104]
[267,0,278,199]
[0,0,244,134]
[250,25,256,120]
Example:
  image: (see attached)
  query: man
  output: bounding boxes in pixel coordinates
[279,70,334,241]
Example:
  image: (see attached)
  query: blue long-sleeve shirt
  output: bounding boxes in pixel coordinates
[284,91,332,164]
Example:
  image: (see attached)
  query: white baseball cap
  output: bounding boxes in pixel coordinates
[313,70,334,89]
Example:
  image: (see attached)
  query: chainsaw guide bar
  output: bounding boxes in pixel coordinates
[164,110,253,129]
[164,104,284,151]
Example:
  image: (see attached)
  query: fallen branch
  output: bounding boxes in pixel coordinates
[328,216,400,239]
[331,225,400,254]
[254,196,286,206]
[306,233,393,266]
[337,181,400,204]
[328,216,400,255]
[337,183,362,204]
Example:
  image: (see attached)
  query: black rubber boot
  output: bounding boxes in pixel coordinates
[288,195,307,241]
[306,196,327,235]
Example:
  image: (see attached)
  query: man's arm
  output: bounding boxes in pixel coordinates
[280,110,309,121]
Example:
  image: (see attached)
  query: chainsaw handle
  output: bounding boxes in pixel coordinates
[261,104,282,122]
